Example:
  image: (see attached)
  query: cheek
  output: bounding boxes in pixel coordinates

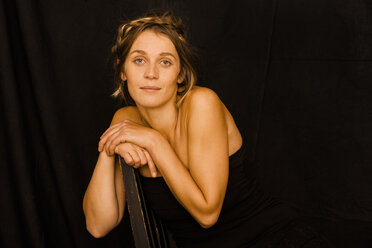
[126,82,137,99]
[165,69,181,84]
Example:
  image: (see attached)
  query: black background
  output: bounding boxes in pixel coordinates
[1,0,372,247]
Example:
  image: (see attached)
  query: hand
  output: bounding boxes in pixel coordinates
[114,143,157,177]
[98,119,158,156]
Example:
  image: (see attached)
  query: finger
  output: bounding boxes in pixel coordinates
[106,125,131,156]
[99,125,121,152]
[129,149,142,168]
[144,150,157,177]
[100,124,120,142]
[100,126,113,141]
[114,145,123,156]
[104,129,122,155]
[108,135,125,156]
[123,152,134,165]
[115,144,134,165]
[137,148,148,166]
[100,122,121,139]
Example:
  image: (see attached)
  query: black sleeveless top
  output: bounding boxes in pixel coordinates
[140,141,297,248]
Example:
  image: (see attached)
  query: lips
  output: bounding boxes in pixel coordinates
[140,86,161,92]
[140,86,161,90]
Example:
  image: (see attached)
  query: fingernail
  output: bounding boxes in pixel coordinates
[152,172,157,178]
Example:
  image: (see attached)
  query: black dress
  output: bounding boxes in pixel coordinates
[140,141,332,248]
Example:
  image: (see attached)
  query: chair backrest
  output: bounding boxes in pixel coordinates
[119,157,172,248]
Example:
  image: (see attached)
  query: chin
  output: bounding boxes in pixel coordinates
[135,99,166,108]
[132,92,177,109]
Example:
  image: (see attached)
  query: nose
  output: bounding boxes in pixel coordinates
[144,63,159,80]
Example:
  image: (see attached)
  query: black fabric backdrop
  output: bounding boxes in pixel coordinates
[1,0,372,247]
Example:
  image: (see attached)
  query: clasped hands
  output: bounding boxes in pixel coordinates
[98,120,158,177]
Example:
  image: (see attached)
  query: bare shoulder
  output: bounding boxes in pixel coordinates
[182,86,225,130]
[184,86,223,111]
[185,86,243,154]
[111,106,142,126]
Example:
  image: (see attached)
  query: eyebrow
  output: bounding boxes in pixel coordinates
[130,50,177,59]
[159,52,177,59]
[130,50,146,55]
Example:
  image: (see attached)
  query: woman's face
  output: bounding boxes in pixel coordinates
[122,29,182,108]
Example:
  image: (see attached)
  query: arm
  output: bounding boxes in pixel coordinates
[82,151,124,238]
[99,88,229,228]
[147,88,229,228]
[83,107,155,238]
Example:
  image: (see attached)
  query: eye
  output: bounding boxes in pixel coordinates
[134,58,145,64]
[161,60,172,66]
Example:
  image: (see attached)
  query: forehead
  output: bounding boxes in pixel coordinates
[129,29,179,57]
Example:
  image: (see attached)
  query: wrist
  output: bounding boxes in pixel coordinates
[146,130,167,154]
[99,149,116,160]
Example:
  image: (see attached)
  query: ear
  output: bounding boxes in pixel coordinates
[120,72,127,81]
[177,69,185,84]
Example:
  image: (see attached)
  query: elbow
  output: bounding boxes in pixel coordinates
[83,200,123,238]
[197,211,220,229]
[194,199,224,229]
[83,204,107,238]
[84,211,120,238]
[86,221,114,238]
[87,225,107,238]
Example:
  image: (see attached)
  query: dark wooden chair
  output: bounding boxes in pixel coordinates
[119,157,176,248]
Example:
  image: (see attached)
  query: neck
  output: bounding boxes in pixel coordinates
[136,103,179,143]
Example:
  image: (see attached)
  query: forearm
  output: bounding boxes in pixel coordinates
[83,151,125,237]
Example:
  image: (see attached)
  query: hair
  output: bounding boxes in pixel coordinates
[111,11,197,106]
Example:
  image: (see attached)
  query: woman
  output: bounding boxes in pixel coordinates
[83,11,332,248]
